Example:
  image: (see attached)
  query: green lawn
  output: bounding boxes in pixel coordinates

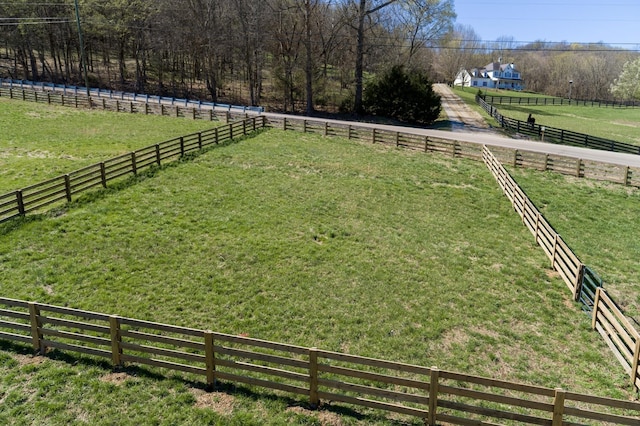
[0,98,218,193]
[452,87,640,145]
[0,126,634,424]
[508,167,640,319]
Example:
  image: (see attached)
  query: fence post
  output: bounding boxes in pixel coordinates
[243,119,247,135]
[127,154,136,177]
[252,117,256,132]
[204,331,216,390]
[576,159,582,177]
[309,348,319,408]
[347,125,352,139]
[155,144,161,165]
[428,367,439,426]
[624,166,630,186]
[573,264,585,301]
[372,129,376,144]
[28,302,45,354]
[180,137,185,157]
[16,190,25,216]
[99,162,107,188]
[552,388,565,426]
[303,120,307,133]
[283,117,287,131]
[324,121,328,137]
[64,174,72,202]
[631,339,640,390]
[395,131,400,147]
[424,136,429,152]
[452,141,457,158]
[229,123,233,140]
[551,234,558,269]
[214,127,219,145]
[198,132,202,150]
[109,315,122,367]
[592,287,602,329]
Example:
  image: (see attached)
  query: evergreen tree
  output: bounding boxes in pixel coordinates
[363,65,441,124]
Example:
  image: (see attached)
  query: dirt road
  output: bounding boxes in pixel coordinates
[433,83,495,133]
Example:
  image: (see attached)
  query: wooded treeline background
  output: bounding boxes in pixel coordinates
[1,0,638,113]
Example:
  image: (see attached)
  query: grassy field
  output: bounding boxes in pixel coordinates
[452,87,640,145]
[508,167,640,319]
[0,98,218,193]
[0,118,635,424]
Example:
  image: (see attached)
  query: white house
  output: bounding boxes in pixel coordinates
[454,62,524,91]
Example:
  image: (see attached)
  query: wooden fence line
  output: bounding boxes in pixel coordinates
[480,95,639,109]
[0,297,638,425]
[0,86,248,123]
[267,115,640,188]
[0,117,266,224]
[476,96,640,156]
[265,115,640,393]
[482,146,640,391]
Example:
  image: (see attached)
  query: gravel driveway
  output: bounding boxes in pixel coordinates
[433,83,497,133]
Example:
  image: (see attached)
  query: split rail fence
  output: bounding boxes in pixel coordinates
[0,117,266,224]
[476,96,640,155]
[267,115,640,392]
[0,85,252,123]
[480,95,639,108]
[268,116,640,188]
[482,146,640,391]
[0,297,639,425]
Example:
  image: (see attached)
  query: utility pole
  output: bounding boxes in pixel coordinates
[74,0,90,98]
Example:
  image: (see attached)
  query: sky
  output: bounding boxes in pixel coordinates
[452,0,640,49]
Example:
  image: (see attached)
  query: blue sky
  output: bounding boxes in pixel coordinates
[453,0,640,48]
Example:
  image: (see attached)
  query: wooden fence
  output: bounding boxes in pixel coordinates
[476,96,640,156]
[265,115,640,393]
[266,115,640,188]
[482,146,584,298]
[592,288,640,390]
[0,117,266,224]
[482,146,640,391]
[0,86,251,123]
[480,95,639,108]
[0,297,638,425]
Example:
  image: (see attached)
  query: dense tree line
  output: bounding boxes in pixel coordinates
[0,0,637,113]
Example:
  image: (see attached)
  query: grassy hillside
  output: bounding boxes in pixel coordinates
[0,98,218,193]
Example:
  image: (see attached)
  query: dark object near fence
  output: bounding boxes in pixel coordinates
[476,96,640,156]
[527,113,535,126]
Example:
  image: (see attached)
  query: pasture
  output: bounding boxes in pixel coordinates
[0,102,637,423]
[453,87,640,146]
[0,98,217,192]
[509,167,640,319]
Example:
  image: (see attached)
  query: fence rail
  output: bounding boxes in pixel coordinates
[0,78,264,113]
[0,297,638,425]
[0,86,253,123]
[266,115,640,188]
[476,96,640,156]
[481,95,639,108]
[482,146,640,391]
[0,117,266,224]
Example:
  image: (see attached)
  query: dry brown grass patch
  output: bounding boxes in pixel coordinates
[286,406,344,425]
[190,388,236,416]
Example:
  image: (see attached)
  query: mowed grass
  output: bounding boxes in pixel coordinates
[0,98,218,193]
[508,167,640,319]
[453,87,640,145]
[0,127,634,424]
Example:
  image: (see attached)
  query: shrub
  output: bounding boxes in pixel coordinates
[363,65,441,124]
